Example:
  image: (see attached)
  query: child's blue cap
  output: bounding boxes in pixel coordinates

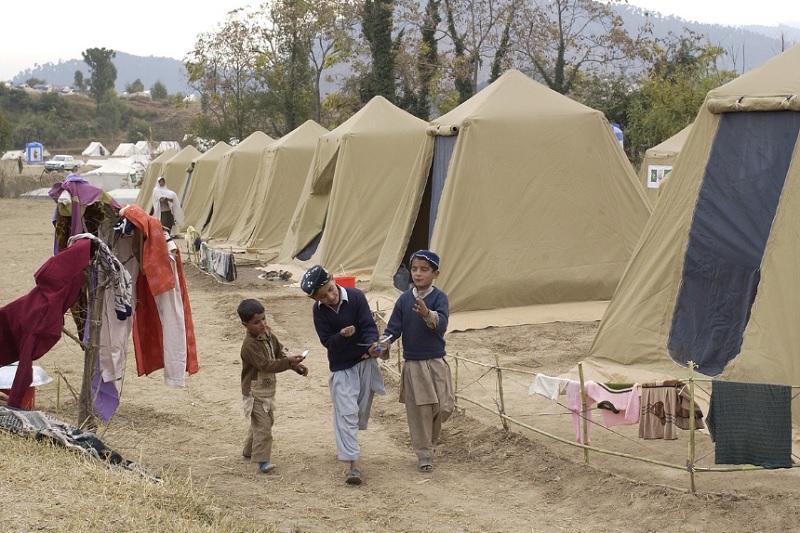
[410,250,440,270]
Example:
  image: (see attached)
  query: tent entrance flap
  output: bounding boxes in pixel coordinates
[429,135,457,241]
[668,111,800,375]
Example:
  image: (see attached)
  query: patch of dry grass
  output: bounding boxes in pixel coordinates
[0,430,277,533]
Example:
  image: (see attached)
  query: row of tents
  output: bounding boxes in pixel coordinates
[138,43,800,423]
[81,140,181,158]
[135,68,652,319]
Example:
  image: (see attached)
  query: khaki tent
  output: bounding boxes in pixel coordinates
[370,69,652,316]
[202,131,275,240]
[227,120,328,250]
[639,124,693,204]
[277,96,428,273]
[584,44,800,424]
[135,149,177,210]
[182,141,231,229]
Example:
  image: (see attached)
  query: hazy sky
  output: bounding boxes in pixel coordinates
[2,0,799,81]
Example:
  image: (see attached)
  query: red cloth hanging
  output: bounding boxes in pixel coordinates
[0,239,91,407]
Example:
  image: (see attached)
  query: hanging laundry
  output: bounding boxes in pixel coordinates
[707,380,792,469]
[0,239,91,407]
[121,205,198,386]
[529,373,569,402]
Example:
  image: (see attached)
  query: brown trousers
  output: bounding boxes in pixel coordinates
[400,358,454,460]
[243,395,275,462]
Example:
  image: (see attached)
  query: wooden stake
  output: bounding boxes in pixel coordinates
[688,362,697,493]
[78,260,105,430]
[578,362,589,464]
[495,352,508,431]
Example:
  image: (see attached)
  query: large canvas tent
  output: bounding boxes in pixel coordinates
[639,124,693,204]
[135,149,177,210]
[370,69,652,316]
[277,96,428,273]
[583,44,800,424]
[181,141,231,229]
[202,131,275,240]
[226,120,328,250]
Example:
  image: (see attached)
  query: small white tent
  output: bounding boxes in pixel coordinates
[155,141,181,154]
[111,143,142,158]
[135,141,152,155]
[82,142,109,157]
[83,159,137,190]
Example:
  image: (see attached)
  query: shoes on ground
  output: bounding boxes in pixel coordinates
[345,468,362,485]
[417,458,433,473]
[259,461,277,473]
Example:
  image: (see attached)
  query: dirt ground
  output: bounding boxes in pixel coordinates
[3,197,800,533]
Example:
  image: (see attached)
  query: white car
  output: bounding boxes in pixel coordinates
[44,155,79,172]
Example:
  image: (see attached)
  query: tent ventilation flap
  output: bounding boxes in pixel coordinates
[706,94,799,114]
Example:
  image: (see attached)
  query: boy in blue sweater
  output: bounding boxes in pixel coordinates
[377,250,454,473]
[301,265,385,486]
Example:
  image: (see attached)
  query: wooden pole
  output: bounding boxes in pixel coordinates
[578,362,589,464]
[687,362,697,493]
[495,352,508,431]
[78,259,105,430]
[454,355,459,409]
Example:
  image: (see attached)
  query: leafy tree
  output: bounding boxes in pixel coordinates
[394,0,443,119]
[186,8,267,142]
[272,0,361,124]
[82,47,118,102]
[127,79,145,94]
[489,3,517,83]
[440,0,522,102]
[96,90,126,137]
[571,70,637,129]
[126,118,152,143]
[625,35,735,167]
[0,107,12,150]
[73,71,86,92]
[25,77,46,87]
[31,92,67,117]
[361,0,396,103]
[511,0,651,96]
[260,0,316,134]
[12,110,67,147]
[306,0,361,123]
[150,80,168,100]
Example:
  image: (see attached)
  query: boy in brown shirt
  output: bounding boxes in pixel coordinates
[238,298,308,473]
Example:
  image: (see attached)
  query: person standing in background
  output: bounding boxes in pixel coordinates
[151,176,184,236]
